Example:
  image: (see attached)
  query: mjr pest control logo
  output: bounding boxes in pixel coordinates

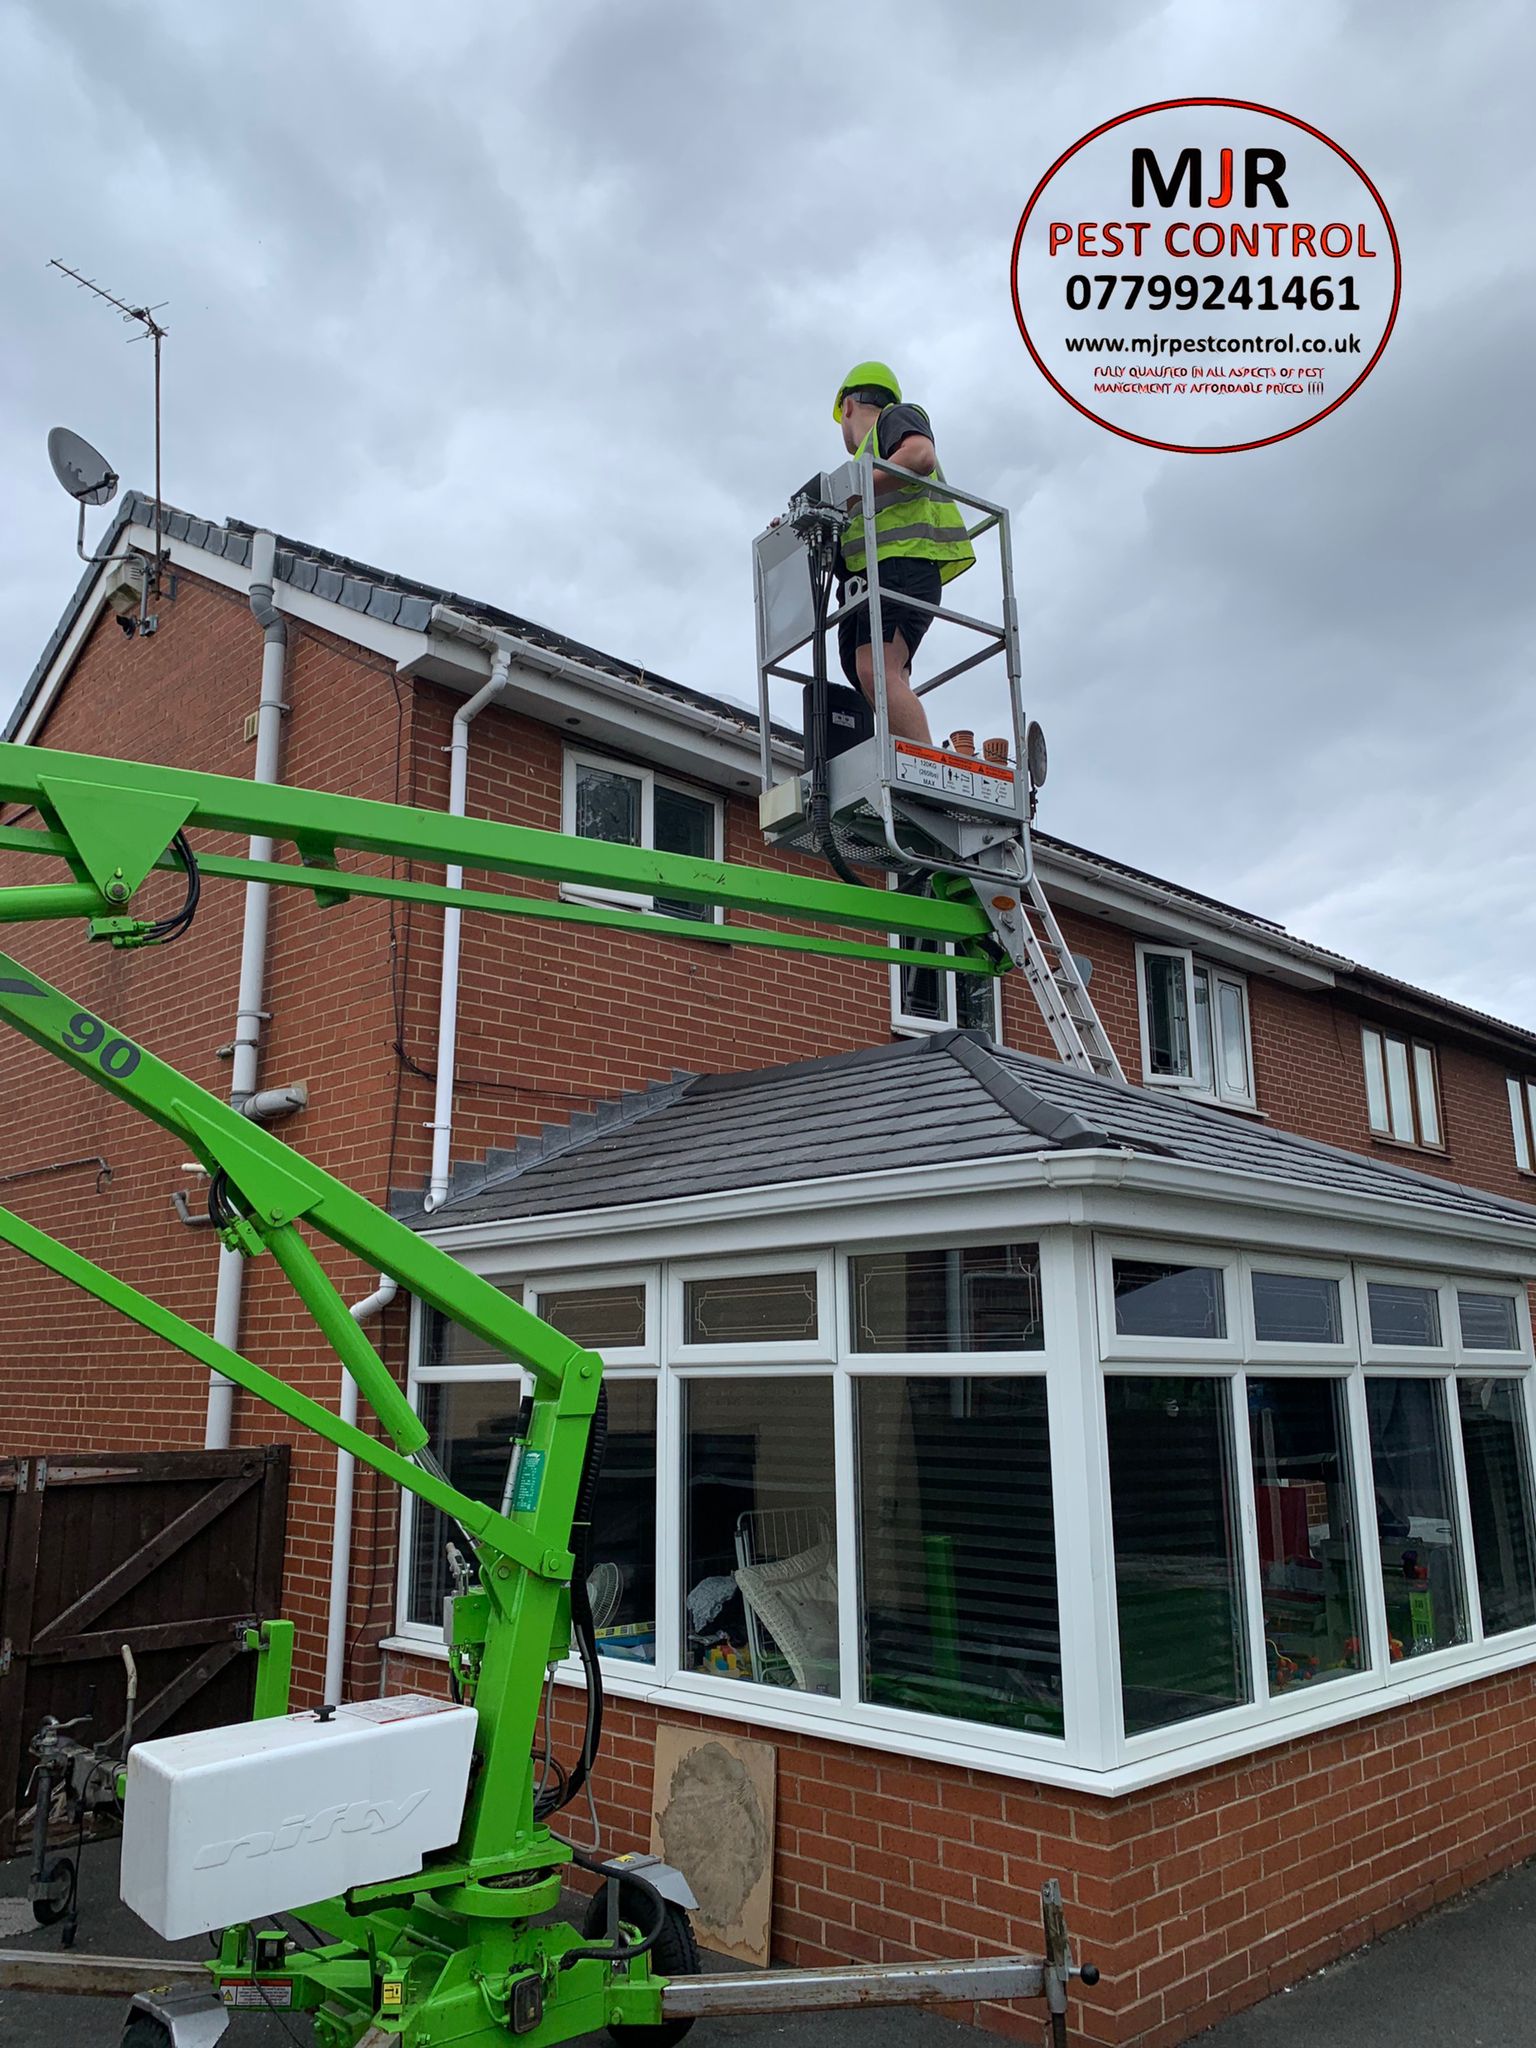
[1009,99,1400,452]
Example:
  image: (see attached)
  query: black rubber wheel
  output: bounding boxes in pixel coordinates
[30,1855,75,1926]
[581,1878,699,2046]
[119,2016,174,2048]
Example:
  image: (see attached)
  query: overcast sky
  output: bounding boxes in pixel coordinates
[3,1,1533,1023]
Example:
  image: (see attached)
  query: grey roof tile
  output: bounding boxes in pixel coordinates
[409,1032,1536,1236]
[398,595,435,632]
[365,587,403,624]
[338,577,371,612]
[313,567,344,603]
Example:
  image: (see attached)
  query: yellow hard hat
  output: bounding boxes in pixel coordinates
[833,360,900,422]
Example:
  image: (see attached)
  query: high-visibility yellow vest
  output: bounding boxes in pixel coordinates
[841,407,976,585]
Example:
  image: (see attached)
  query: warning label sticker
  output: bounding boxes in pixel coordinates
[894,743,1015,807]
[221,1981,294,2008]
[344,1693,461,1724]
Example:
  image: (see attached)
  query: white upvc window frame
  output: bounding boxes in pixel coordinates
[666,1249,835,1367]
[886,874,1004,1041]
[396,1283,534,1646]
[560,746,724,921]
[1451,1282,1532,1366]
[1240,1251,1358,1363]
[1361,1023,1443,1150]
[1095,1234,1243,1363]
[1135,943,1256,1110]
[389,1229,1536,1794]
[1506,1076,1536,1175]
[523,1266,660,1368]
[1355,1263,1456,1366]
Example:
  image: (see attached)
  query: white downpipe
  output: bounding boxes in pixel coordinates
[323,1274,399,1704]
[423,652,512,1211]
[205,532,288,1449]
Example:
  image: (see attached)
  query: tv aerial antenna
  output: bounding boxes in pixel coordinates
[45,258,169,634]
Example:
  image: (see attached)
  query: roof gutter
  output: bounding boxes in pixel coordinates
[428,605,800,767]
[414,1144,1536,1268]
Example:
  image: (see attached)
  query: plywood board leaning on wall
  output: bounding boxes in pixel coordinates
[649,1726,776,1967]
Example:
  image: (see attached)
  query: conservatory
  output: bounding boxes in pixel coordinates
[391,1032,1536,1793]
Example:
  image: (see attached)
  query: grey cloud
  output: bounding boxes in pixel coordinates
[1,0,1532,1024]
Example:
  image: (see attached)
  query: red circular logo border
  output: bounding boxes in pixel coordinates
[1009,97,1403,454]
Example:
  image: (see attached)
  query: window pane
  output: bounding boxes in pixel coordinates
[1384,1036,1415,1142]
[898,945,948,1024]
[1144,954,1192,1078]
[1413,1045,1440,1146]
[409,1380,526,1625]
[1217,979,1250,1099]
[1458,1380,1536,1636]
[1248,1379,1364,1692]
[954,966,996,1036]
[850,1244,1043,1352]
[538,1283,646,1351]
[421,1283,524,1368]
[683,1377,836,1692]
[1191,967,1214,1092]
[589,1379,658,1659]
[1113,1258,1226,1340]
[1508,1079,1532,1172]
[575,763,642,846]
[683,1271,819,1345]
[1365,1378,1470,1658]
[1251,1270,1344,1346]
[1107,1376,1250,1735]
[1458,1292,1520,1353]
[653,784,715,921]
[1362,1029,1390,1134]
[1367,1280,1442,1349]
[858,1377,1061,1734]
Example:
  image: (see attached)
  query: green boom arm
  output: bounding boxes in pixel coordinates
[0,743,1013,1918]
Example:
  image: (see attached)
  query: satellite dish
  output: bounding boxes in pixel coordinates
[1026,719,1049,791]
[47,426,119,507]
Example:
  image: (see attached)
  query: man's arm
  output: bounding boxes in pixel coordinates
[875,402,937,488]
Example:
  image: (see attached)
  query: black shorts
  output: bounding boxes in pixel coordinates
[837,557,942,687]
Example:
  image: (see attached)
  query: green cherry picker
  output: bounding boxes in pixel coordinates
[0,460,1107,2048]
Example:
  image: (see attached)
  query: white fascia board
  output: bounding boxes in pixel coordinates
[137,523,429,665]
[11,554,146,744]
[419,1145,1536,1280]
[1033,845,1339,990]
[13,523,428,746]
[404,634,773,795]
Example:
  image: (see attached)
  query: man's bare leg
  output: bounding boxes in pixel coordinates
[855,632,933,745]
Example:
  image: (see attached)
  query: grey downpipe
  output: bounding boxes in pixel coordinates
[204,531,287,1449]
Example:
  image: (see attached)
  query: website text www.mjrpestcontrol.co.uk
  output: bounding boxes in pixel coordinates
[1066,329,1362,396]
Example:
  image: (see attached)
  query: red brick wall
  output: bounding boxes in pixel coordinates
[386,1646,1536,2048]
[4,561,1535,1685]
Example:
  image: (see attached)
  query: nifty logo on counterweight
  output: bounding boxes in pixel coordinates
[193,1789,431,1868]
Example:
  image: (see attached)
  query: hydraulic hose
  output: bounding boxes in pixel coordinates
[534,1383,608,1821]
[806,540,864,889]
[556,1843,668,1969]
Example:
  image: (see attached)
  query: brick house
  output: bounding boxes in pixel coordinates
[3,492,1536,2045]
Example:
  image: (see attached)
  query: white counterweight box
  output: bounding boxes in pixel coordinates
[120,1694,478,1939]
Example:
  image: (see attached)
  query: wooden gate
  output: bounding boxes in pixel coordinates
[0,1444,289,1853]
